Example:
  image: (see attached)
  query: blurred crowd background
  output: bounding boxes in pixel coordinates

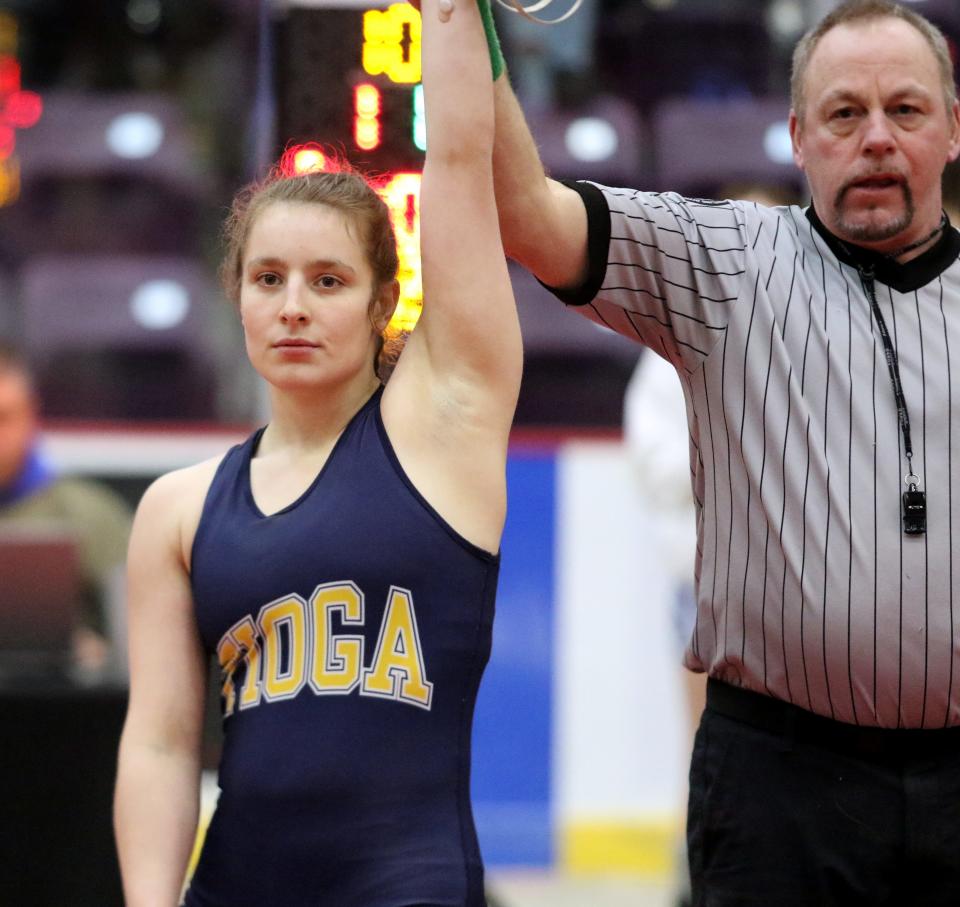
[2,2,960,904]
[2,0,956,436]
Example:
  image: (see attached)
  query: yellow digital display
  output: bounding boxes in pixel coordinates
[378,171,422,333]
[362,7,425,332]
[362,4,422,85]
[283,5,425,334]
[354,83,382,151]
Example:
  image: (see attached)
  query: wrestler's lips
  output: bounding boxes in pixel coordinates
[274,339,319,353]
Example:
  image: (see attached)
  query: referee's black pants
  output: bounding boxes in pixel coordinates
[688,679,960,907]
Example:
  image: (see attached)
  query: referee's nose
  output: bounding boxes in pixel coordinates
[860,109,897,159]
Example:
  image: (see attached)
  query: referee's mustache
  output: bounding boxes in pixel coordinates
[836,168,910,206]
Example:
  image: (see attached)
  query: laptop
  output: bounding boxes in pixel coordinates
[0,525,81,680]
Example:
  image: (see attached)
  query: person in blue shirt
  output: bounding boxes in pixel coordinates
[0,341,131,672]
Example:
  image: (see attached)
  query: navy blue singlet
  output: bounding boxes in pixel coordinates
[184,387,498,907]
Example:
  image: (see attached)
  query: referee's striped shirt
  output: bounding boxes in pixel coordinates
[553,180,960,729]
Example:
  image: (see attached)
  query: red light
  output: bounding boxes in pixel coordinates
[353,84,382,152]
[292,147,326,174]
[355,120,380,152]
[0,56,19,96]
[355,84,381,118]
[3,90,40,129]
[278,144,359,179]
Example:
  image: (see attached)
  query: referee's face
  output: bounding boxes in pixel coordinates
[790,16,960,256]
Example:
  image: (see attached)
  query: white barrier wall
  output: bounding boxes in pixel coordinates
[556,441,689,871]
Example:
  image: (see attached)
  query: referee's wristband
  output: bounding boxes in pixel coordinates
[477,0,506,80]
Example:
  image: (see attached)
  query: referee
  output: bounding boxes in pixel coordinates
[483,0,960,904]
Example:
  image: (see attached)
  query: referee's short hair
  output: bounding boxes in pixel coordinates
[791,0,957,125]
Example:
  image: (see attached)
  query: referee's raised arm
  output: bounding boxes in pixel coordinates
[491,76,591,292]
[408,0,589,292]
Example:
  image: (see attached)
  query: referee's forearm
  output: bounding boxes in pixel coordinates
[493,77,587,289]
[493,79,552,258]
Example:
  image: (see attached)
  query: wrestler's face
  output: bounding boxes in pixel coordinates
[0,368,37,487]
[239,201,393,393]
[790,16,960,254]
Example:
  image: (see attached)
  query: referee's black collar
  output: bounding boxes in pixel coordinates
[806,205,960,293]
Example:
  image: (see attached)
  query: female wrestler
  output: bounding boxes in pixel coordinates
[113,2,521,904]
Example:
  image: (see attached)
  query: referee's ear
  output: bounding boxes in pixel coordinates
[788,109,806,171]
[947,98,960,164]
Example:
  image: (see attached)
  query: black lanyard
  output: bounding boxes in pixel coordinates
[859,267,926,535]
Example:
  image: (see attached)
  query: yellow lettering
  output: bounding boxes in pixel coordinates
[216,615,261,715]
[216,635,240,717]
[309,582,365,694]
[362,586,433,709]
[258,595,307,702]
[232,617,262,710]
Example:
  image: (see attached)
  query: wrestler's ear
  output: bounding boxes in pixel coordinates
[370,280,400,333]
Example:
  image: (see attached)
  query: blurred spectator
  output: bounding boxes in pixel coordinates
[623,349,699,907]
[0,340,131,674]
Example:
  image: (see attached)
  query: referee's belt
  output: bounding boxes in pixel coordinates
[706,678,960,760]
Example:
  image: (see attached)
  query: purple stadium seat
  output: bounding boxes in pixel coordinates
[650,95,805,199]
[0,92,212,263]
[526,93,646,187]
[20,254,222,421]
[15,91,208,195]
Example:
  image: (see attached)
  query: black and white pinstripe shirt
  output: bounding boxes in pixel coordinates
[555,180,960,729]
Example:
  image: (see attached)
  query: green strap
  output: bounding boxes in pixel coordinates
[477,0,506,80]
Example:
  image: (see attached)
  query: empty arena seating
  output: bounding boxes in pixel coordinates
[649,95,805,199]
[20,254,224,420]
[0,91,212,266]
[526,92,646,187]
